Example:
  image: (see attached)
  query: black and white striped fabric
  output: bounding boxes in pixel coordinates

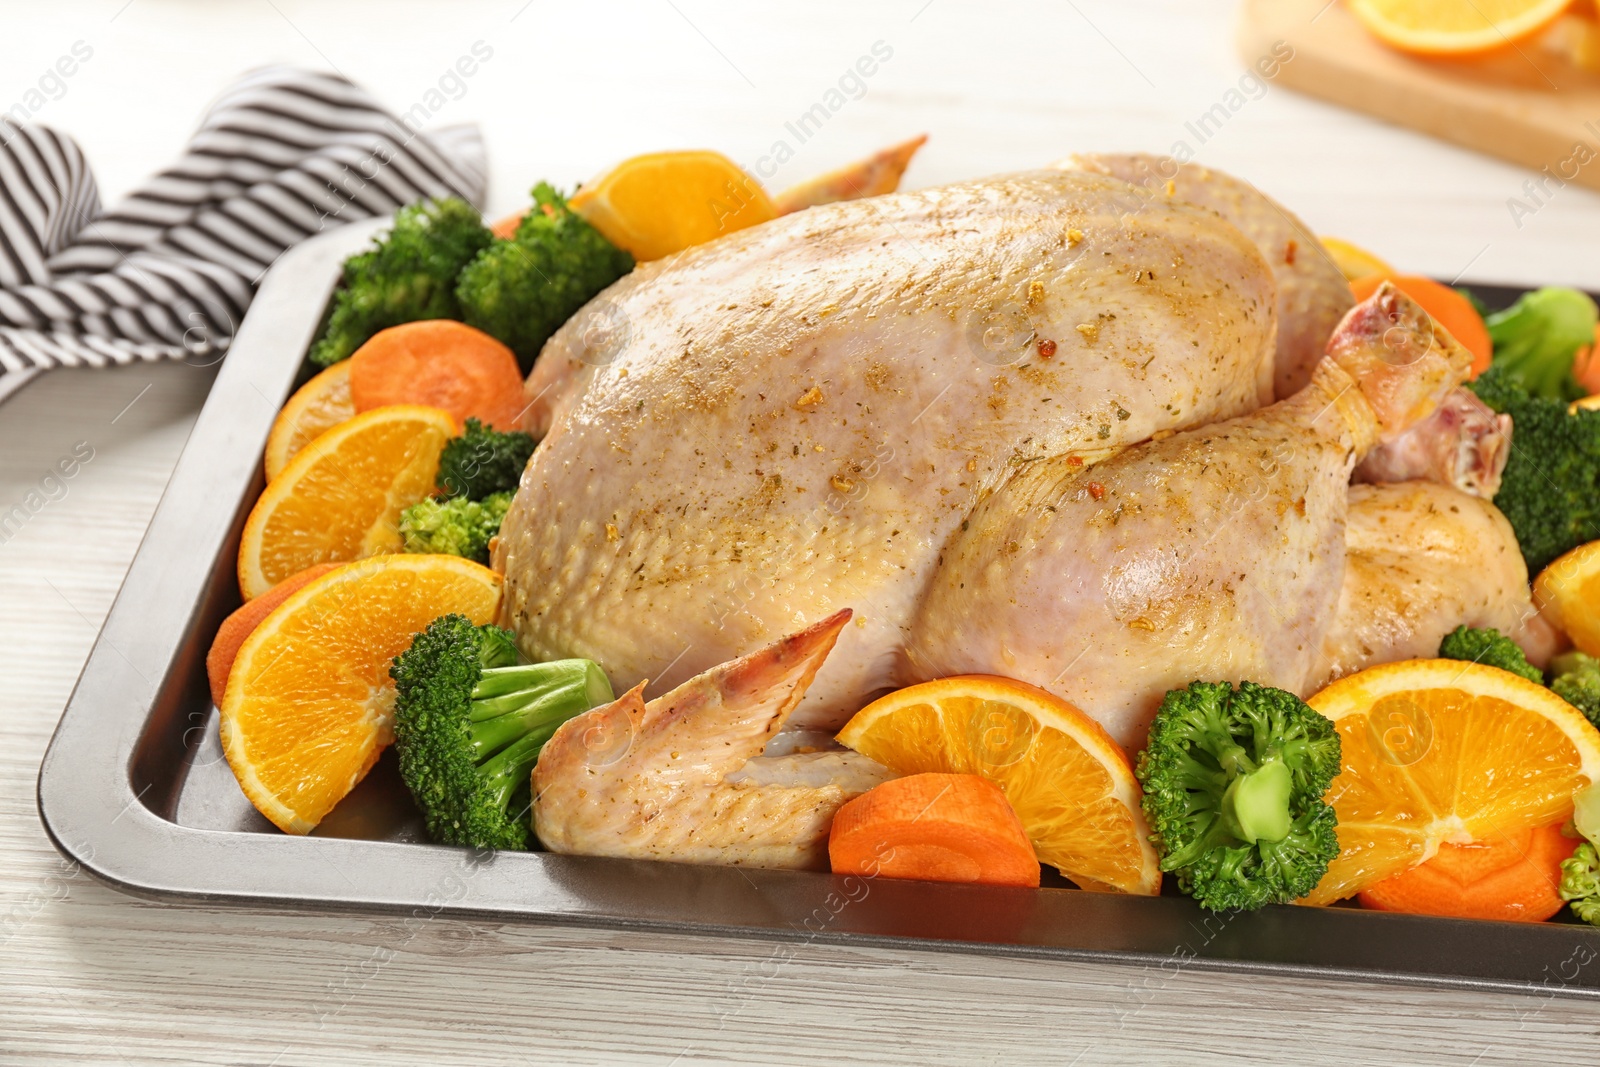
[0,66,486,377]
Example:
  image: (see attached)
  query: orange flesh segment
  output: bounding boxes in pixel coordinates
[237,404,455,599]
[837,676,1160,895]
[1534,539,1600,657]
[1348,0,1574,57]
[1302,660,1600,905]
[206,563,339,707]
[264,360,355,481]
[220,554,502,833]
[569,150,777,262]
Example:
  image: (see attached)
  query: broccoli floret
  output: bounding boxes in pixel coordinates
[436,418,537,499]
[456,183,633,372]
[399,492,512,564]
[1469,364,1600,573]
[1485,287,1598,402]
[1437,632,1600,724]
[1437,625,1544,682]
[1560,841,1600,925]
[1551,651,1600,726]
[391,615,614,850]
[1136,680,1342,912]
[310,198,493,367]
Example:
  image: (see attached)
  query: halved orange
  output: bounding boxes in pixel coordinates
[1300,659,1600,905]
[220,554,502,833]
[1348,0,1574,58]
[569,150,777,261]
[1534,539,1600,656]
[836,676,1161,895]
[237,404,455,600]
[1319,235,1393,282]
[264,361,354,481]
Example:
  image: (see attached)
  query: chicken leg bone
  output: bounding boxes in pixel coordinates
[904,284,1474,750]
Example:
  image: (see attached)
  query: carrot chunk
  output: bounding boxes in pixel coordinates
[490,211,525,240]
[348,320,526,431]
[829,772,1040,888]
[1357,821,1579,922]
[206,563,338,707]
[1575,324,1600,397]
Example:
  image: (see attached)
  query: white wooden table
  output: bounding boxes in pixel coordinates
[5,2,1600,1062]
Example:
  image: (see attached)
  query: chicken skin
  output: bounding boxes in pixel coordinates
[907,283,1472,747]
[499,169,1281,733]
[533,609,891,868]
[1056,153,1354,399]
[1314,481,1562,687]
[502,160,1499,759]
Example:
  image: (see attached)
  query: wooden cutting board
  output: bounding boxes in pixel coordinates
[1237,0,1600,195]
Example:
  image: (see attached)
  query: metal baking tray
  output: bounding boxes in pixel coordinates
[36,218,1600,998]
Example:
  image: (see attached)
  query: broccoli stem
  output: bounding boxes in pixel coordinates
[466,660,614,760]
[1221,759,1293,844]
[476,727,562,812]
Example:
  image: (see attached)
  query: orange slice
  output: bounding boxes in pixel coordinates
[238,404,455,600]
[220,554,502,833]
[569,150,777,262]
[206,562,338,707]
[1319,236,1393,283]
[1534,539,1600,656]
[1301,659,1600,905]
[1347,0,1574,58]
[836,675,1161,895]
[264,361,354,481]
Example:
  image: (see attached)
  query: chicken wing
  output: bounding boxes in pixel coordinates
[532,610,891,869]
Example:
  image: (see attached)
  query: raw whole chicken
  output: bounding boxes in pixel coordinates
[1055,153,1354,399]
[1314,481,1561,687]
[907,284,1473,746]
[500,168,1281,738]
[499,162,1512,758]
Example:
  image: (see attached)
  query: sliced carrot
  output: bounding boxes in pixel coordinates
[1356,821,1578,922]
[1350,273,1493,378]
[829,772,1041,888]
[490,211,524,240]
[1575,324,1600,397]
[205,563,338,707]
[348,320,526,432]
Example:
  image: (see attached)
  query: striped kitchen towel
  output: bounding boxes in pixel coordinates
[0,65,486,380]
